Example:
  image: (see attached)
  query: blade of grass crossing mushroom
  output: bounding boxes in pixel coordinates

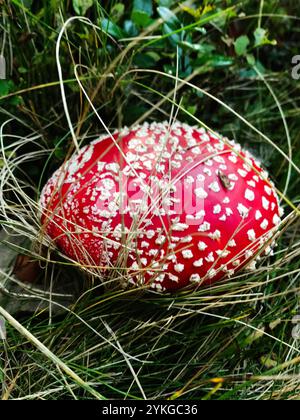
[56,16,117,153]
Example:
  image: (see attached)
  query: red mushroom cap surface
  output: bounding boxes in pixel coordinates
[40,122,282,292]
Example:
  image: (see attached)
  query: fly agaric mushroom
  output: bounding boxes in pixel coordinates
[40,122,283,292]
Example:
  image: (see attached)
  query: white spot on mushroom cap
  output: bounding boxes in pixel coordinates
[106,163,120,174]
[245,188,255,202]
[193,258,204,267]
[247,180,256,188]
[203,168,212,176]
[155,235,166,245]
[146,230,155,239]
[255,210,263,220]
[192,147,201,155]
[198,222,211,232]
[228,239,237,247]
[216,249,231,258]
[205,252,215,263]
[247,229,256,242]
[260,219,269,230]
[209,181,221,193]
[264,185,272,196]
[194,187,208,199]
[197,174,205,182]
[205,159,213,167]
[228,155,238,164]
[245,250,254,259]
[131,261,139,270]
[237,203,250,219]
[185,176,194,185]
[140,258,148,266]
[273,214,281,226]
[246,261,257,271]
[198,241,208,251]
[232,259,241,267]
[213,204,222,214]
[195,209,206,219]
[214,156,225,164]
[190,273,201,283]
[200,133,210,142]
[208,269,217,279]
[228,174,238,181]
[173,223,189,232]
[102,178,115,191]
[225,208,233,217]
[182,235,193,243]
[169,274,179,282]
[156,274,166,283]
[174,263,185,273]
[182,250,193,259]
[262,196,270,210]
[208,230,221,240]
[238,169,248,178]
[143,160,153,170]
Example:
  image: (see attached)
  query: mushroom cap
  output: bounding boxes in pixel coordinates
[40,122,282,292]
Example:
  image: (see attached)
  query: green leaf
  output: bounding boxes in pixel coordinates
[72,0,93,16]
[9,96,23,107]
[157,6,183,46]
[0,80,14,97]
[246,54,255,66]
[187,104,197,115]
[111,3,125,23]
[234,35,250,56]
[18,66,28,74]
[157,0,173,6]
[178,41,215,53]
[133,0,153,16]
[124,20,139,37]
[131,0,153,26]
[162,23,181,46]
[100,18,125,39]
[133,52,157,68]
[146,51,161,62]
[131,10,153,27]
[193,53,233,69]
[209,54,234,68]
[254,27,277,48]
[157,7,181,30]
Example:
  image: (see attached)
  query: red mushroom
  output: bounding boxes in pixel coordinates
[40,122,283,292]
